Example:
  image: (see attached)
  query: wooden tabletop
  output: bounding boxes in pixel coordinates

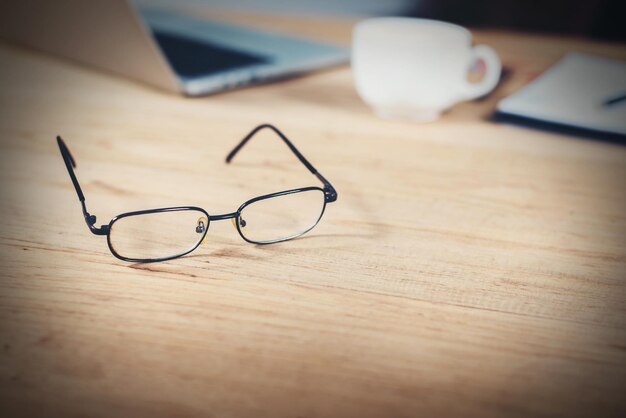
[0,13,625,418]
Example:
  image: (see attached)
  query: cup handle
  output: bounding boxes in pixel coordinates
[462,44,501,100]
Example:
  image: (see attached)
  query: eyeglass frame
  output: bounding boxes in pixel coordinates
[57,124,338,263]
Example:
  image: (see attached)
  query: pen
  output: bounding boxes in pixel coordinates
[602,92,626,107]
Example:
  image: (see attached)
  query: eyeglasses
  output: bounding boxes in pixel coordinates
[57,124,337,262]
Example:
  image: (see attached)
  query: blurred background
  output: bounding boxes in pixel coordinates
[137,0,625,40]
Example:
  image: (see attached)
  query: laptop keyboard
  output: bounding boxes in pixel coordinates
[153,31,271,78]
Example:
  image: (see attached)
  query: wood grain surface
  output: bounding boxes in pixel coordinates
[0,13,625,418]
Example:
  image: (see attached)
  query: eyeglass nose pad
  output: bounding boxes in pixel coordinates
[196,217,208,244]
[231,217,246,229]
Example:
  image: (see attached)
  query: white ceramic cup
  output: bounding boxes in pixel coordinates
[352,17,501,122]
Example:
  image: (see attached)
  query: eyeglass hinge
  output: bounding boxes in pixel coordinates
[84,211,109,235]
[324,187,337,202]
[88,224,109,235]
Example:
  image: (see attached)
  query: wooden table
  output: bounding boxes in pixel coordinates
[0,13,625,418]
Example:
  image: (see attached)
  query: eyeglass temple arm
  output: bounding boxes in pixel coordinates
[225,124,337,202]
[56,136,108,235]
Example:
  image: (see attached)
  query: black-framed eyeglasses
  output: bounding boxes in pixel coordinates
[57,124,337,263]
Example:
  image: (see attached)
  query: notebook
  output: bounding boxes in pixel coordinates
[496,52,626,136]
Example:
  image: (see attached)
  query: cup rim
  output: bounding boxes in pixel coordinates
[354,17,471,39]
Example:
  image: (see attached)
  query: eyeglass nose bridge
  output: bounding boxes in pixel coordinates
[206,211,247,232]
[209,212,239,221]
[196,212,244,246]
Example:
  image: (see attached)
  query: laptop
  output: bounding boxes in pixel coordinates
[0,0,349,96]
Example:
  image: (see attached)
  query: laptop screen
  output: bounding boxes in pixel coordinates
[153,31,270,78]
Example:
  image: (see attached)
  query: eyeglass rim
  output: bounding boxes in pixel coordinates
[104,186,326,262]
[107,206,210,263]
[235,186,327,245]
